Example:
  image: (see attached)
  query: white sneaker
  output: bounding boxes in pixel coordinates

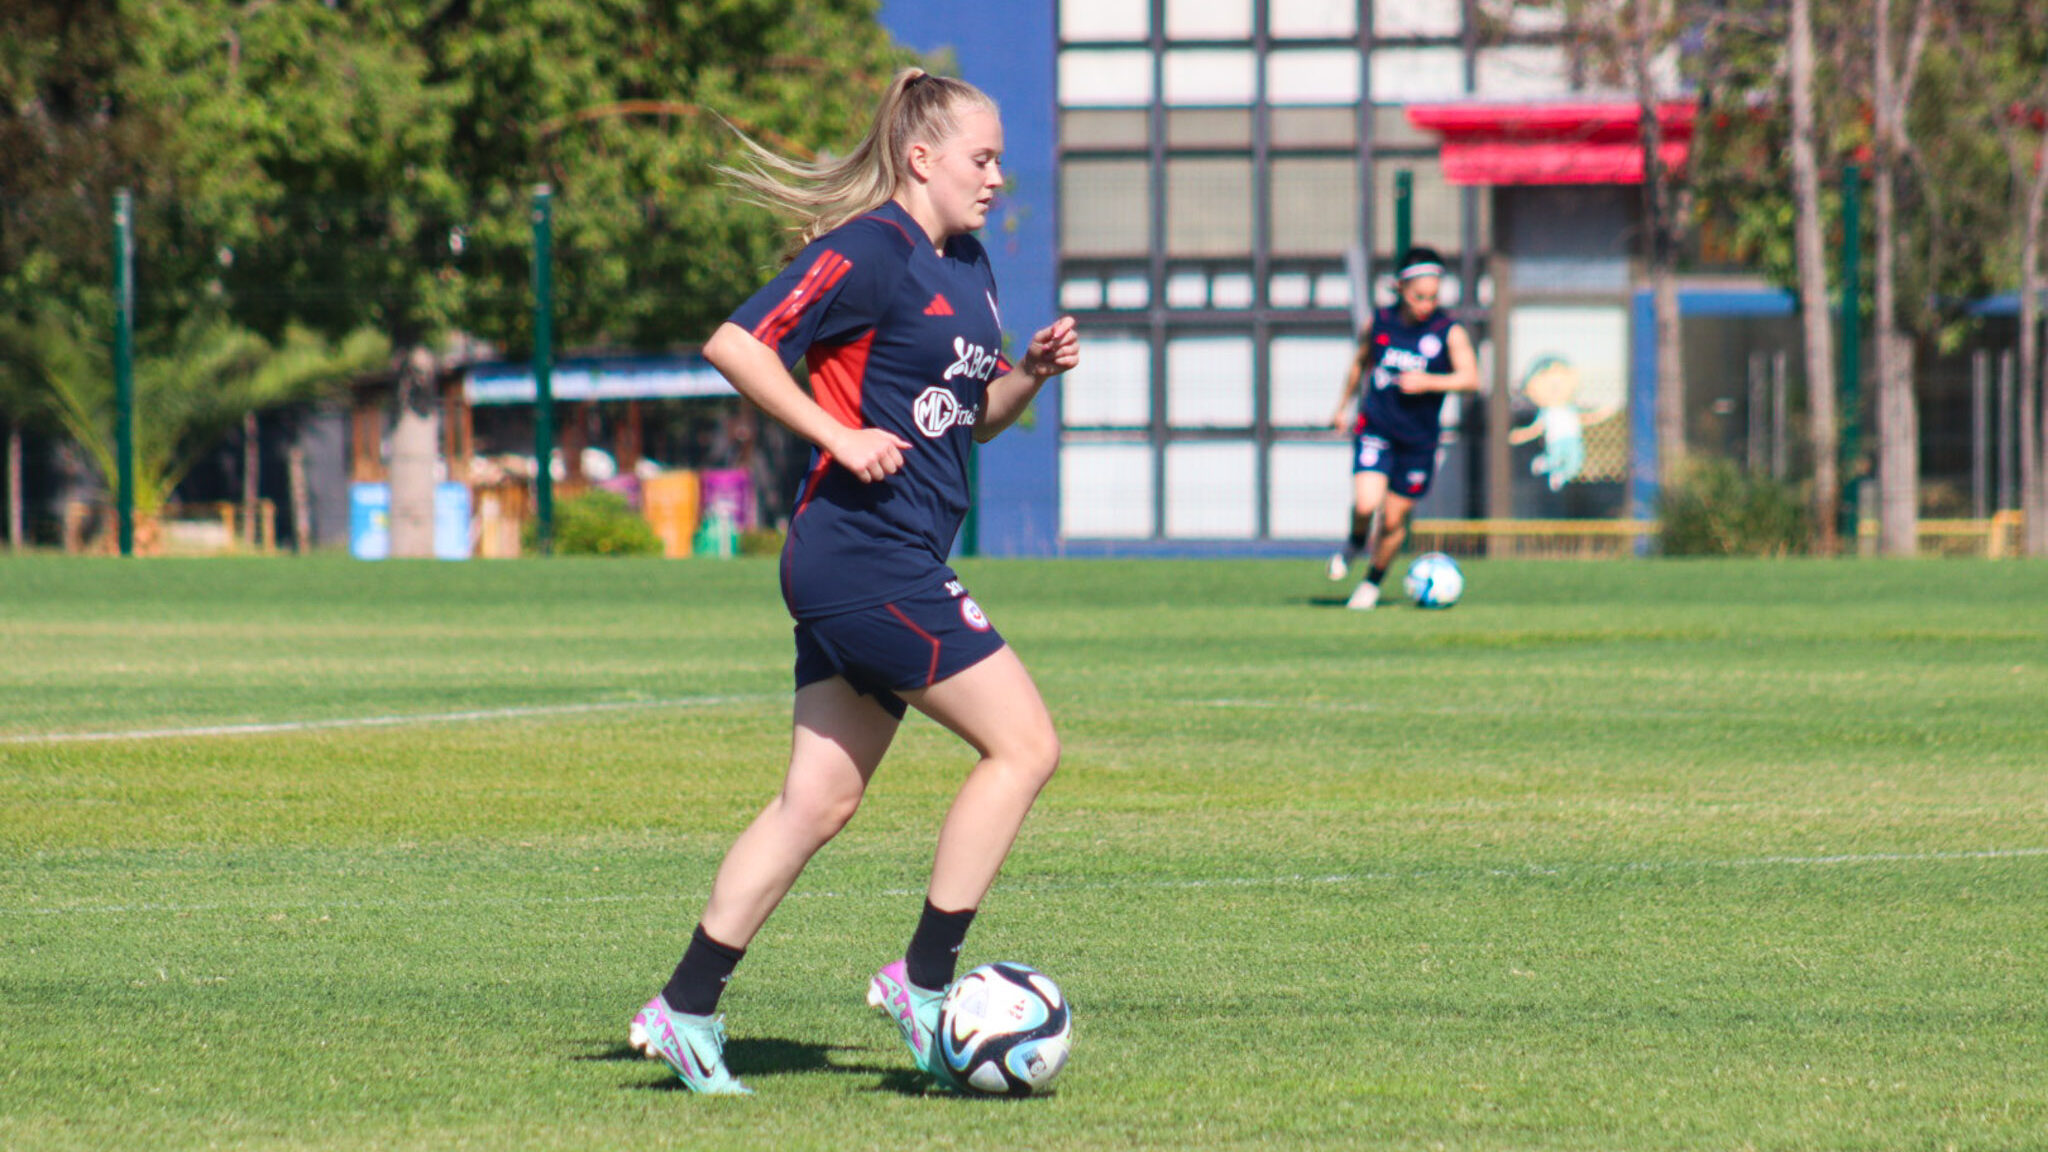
[1325,552,1350,581]
[1345,581,1380,611]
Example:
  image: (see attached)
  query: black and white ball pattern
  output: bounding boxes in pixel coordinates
[938,962,1072,1095]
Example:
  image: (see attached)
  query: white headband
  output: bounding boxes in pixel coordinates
[1399,261,1445,281]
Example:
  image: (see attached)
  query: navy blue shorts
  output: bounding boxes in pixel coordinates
[792,578,1006,719]
[1352,432,1438,499]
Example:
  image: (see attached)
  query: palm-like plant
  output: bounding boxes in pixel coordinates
[1,347,58,549]
[0,310,387,549]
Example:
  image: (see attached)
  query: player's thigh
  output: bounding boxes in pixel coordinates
[785,676,900,807]
[1351,467,1390,513]
[1380,490,1419,530]
[898,646,1058,767]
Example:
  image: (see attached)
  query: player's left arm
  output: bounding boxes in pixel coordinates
[977,316,1079,442]
[1397,323,1481,394]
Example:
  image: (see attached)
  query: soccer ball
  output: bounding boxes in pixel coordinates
[938,962,1072,1096]
[1403,551,1464,609]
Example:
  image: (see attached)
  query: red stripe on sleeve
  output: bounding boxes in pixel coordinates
[750,250,853,351]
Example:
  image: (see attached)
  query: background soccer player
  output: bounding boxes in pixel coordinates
[626,68,1080,1094]
[1325,246,1479,610]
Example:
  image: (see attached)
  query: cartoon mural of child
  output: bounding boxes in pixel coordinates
[1508,355,1619,491]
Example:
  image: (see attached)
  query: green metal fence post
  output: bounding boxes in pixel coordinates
[531,185,555,555]
[1394,169,1414,261]
[113,189,135,557]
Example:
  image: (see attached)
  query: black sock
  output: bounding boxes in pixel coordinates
[905,901,976,991]
[1365,564,1389,587]
[1345,529,1368,558]
[662,924,746,1016]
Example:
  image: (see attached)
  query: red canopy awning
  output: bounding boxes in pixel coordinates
[1405,101,1697,186]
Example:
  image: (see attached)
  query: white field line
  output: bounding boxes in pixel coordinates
[0,694,776,746]
[6,847,2044,919]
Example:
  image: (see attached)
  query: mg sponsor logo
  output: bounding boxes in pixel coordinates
[913,386,978,438]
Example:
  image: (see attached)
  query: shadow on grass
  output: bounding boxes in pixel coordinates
[600,1036,907,1090]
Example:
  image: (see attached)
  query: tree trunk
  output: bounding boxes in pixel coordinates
[288,442,312,554]
[1637,0,1687,494]
[5,419,20,552]
[1871,0,1931,557]
[1789,0,1840,554]
[2021,144,2048,556]
[1872,161,1917,557]
[389,344,440,559]
[242,410,260,551]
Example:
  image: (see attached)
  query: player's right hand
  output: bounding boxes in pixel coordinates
[832,426,914,483]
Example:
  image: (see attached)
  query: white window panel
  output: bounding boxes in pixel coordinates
[1270,335,1354,427]
[1271,157,1358,256]
[1315,271,1354,310]
[1062,334,1153,427]
[1166,441,1258,538]
[1167,271,1210,308]
[1267,441,1354,538]
[1369,46,1466,100]
[1374,0,1463,37]
[1211,272,1255,309]
[1059,49,1155,106]
[1061,0,1150,41]
[1166,335,1254,427]
[1062,159,1150,256]
[1269,272,1314,308]
[1266,49,1361,104]
[1060,278,1105,311]
[1062,444,1156,538]
[1166,0,1253,39]
[1167,158,1254,255]
[1271,0,1358,38]
[1106,275,1151,309]
[1475,45,1574,98]
[1164,49,1257,104]
[1488,0,1565,34]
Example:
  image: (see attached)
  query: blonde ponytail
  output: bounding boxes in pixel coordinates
[717,68,998,253]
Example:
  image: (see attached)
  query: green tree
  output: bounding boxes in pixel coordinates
[0,350,53,549]
[1944,0,2048,555]
[0,0,153,321]
[1693,0,2009,548]
[115,0,909,553]
[0,310,386,551]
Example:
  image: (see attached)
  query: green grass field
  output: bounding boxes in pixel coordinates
[3,554,2044,1151]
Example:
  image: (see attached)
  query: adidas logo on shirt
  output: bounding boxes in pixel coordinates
[923,293,954,316]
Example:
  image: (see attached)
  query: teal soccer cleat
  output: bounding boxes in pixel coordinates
[866,960,957,1089]
[629,995,753,1095]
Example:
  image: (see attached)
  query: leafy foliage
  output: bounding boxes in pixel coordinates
[1659,455,1813,556]
[110,0,913,354]
[0,0,156,319]
[1690,0,2010,351]
[0,310,386,517]
[529,487,662,556]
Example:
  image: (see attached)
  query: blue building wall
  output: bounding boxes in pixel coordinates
[878,2,1062,556]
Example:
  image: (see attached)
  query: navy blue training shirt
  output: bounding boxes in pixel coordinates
[727,200,1011,618]
[1357,303,1458,447]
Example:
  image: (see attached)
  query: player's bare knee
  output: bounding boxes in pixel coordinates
[1016,726,1061,789]
[776,787,863,844]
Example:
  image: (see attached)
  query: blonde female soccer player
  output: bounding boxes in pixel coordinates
[627,68,1080,1094]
